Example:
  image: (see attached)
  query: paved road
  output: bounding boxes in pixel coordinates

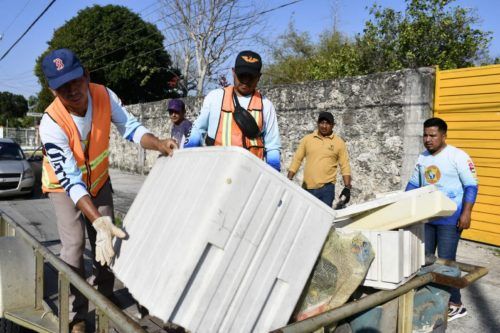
[448,242,500,333]
[0,168,498,332]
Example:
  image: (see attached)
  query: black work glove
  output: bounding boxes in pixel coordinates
[339,187,351,204]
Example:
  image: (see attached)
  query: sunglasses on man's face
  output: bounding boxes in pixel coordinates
[168,110,181,115]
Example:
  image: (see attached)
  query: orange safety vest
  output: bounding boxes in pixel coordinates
[41,83,111,197]
[214,86,265,159]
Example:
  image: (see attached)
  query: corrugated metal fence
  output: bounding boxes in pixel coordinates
[0,127,40,149]
[434,65,500,246]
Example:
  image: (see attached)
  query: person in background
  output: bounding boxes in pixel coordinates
[184,50,281,171]
[287,111,352,208]
[39,48,177,332]
[168,99,192,147]
[405,117,478,322]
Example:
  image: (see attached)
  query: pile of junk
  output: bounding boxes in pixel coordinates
[0,147,488,333]
[112,147,488,333]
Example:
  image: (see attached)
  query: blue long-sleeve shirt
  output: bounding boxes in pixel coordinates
[185,88,281,171]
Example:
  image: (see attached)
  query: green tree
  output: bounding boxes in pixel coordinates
[265,0,492,85]
[0,91,28,126]
[357,0,492,72]
[263,23,362,85]
[34,5,179,113]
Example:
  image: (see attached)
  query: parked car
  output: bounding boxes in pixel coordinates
[0,138,35,198]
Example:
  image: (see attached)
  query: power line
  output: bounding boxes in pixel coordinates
[74,0,171,55]
[140,1,169,19]
[0,2,166,89]
[0,0,57,62]
[86,0,286,64]
[1,0,33,36]
[1,76,38,84]
[86,11,204,64]
[89,0,303,73]
[137,0,163,15]
[0,81,39,89]
[85,11,179,62]
[0,68,35,79]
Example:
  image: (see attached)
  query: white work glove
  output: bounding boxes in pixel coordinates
[92,216,126,266]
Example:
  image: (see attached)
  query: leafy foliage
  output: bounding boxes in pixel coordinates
[265,0,492,85]
[34,5,179,113]
[358,0,492,72]
[263,24,362,85]
[0,91,28,127]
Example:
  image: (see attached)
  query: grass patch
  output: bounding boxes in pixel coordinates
[115,216,123,228]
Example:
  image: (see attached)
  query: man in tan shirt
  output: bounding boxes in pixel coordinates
[288,111,352,207]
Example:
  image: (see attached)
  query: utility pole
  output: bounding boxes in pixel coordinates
[27,99,42,146]
[331,0,340,33]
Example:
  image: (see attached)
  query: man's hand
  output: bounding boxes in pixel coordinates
[287,171,295,180]
[339,187,351,204]
[140,134,178,156]
[93,216,126,266]
[157,138,178,156]
[457,211,471,230]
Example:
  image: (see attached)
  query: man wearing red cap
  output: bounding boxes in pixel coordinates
[39,48,177,332]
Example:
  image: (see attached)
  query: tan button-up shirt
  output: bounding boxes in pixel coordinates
[288,130,351,189]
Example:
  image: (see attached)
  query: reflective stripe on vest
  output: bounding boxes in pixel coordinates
[214,86,265,159]
[41,83,111,197]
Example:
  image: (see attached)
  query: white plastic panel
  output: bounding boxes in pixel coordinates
[342,225,425,290]
[334,186,438,222]
[112,147,335,333]
[341,189,456,231]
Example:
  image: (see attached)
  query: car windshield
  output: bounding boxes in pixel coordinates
[0,142,24,160]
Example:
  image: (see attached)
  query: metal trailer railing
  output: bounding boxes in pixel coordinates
[272,259,488,333]
[0,208,489,333]
[0,211,146,333]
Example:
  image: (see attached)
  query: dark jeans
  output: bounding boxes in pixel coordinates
[307,183,335,208]
[425,223,462,304]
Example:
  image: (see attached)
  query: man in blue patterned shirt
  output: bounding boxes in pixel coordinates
[406,117,478,322]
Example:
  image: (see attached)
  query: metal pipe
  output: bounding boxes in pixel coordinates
[58,273,69,333]
[35,251,44,310]
[0,212,146,333]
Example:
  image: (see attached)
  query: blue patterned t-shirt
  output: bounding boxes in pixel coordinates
[407,145,478,225]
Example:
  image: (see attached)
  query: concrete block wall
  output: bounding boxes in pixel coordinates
[109,68,434,203]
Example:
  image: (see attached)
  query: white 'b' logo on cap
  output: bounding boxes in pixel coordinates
[53,58,64,71]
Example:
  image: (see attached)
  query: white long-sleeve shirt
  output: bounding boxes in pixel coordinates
[40,88,150,204]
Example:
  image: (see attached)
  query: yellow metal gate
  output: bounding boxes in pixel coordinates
[434,65,500,246]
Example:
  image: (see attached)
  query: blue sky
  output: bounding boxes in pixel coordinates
[0,0,498,98]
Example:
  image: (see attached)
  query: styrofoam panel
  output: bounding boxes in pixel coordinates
[112,147,335,333]
[334,186,438,222]
[351,226,425,290]
[342,190,456,231]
